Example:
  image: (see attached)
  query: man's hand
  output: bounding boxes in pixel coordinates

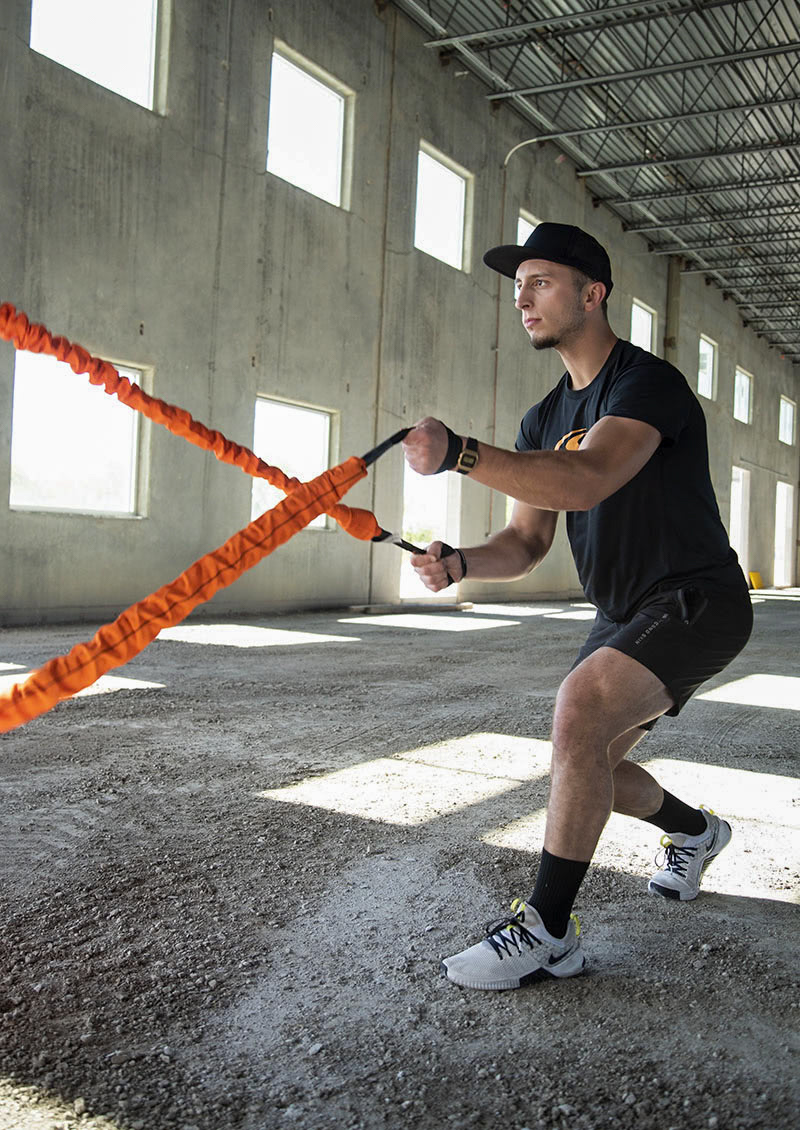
[409,541,463,592]
[402,417,461,475]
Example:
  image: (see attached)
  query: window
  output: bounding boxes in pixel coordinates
[630,299,656,352]
[733,367,752,424]
[251,398,333,529]
[413,146,471,270]
[400,461,461,599]
[517,212,539,246]
[10,351,143,515]
[29,0,161,110]
[266,47,352,208]
[779,396,796,445]
[729,466,750,578]
[697,336,717,399]
[774,481,795,587]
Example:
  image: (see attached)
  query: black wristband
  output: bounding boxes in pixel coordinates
[439,543,467,586]
[434,425,463,474]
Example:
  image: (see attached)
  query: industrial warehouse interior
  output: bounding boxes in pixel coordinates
[0,2,797,1129]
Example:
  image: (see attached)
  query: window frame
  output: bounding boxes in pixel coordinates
[250,394,338,530]
[630,298,657,354]
[9,352,150,519]
[516,210,540,247]
[413,141,474,272]
[28,0,170,114]
[733,366,753,425]
[266,42,355,210]
[697,334,718,400]
[779,395,796,446]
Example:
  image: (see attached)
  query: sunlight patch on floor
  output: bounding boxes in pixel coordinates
[641,759,798,825]
[0,1077,121,1128]
[697,673,800,710]
[0,662,25,672]
[259,733,550,826]
[469,604,565,617]
[158,623,359,648]
[545,610,597,621]
[0,673,165,697]
[338,613,520,632]
[483,757,799,904]
[635,758,798,903]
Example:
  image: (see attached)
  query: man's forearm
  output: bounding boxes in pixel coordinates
[461,526,549,582]
[465,442,600,512]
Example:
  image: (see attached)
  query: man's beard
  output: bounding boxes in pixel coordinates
[531,333,560,351]
[529,301,586,351]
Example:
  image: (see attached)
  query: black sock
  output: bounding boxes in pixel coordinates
[528,849,589,939]
[643,790,707,837]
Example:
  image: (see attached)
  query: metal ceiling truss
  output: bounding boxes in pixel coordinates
[390,1,800,363]
[484,43,800,101]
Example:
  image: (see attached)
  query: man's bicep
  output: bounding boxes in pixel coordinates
[579,415,662,500]
[508,500,558,560]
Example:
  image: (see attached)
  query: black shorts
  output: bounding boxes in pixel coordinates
[573,582,753,726]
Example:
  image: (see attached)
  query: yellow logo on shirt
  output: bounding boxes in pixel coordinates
[555,428,588,451]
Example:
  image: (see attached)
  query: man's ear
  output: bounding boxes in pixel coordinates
[584,280,607,311]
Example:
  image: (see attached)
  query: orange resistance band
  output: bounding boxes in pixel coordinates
[0,459,366,733]
[0,304,382,542]
[0,304,385,733]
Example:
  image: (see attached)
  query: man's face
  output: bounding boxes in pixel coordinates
[514,259,589,350]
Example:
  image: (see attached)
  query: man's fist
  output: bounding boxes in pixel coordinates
[402,417,461,476]
[409,541,463,592]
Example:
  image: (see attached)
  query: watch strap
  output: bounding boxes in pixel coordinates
[456,436,479,475]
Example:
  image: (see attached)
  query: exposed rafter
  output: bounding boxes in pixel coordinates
[424,0,745,50]
[578,140,800,178]
[623,203,799,233]
[486,42,800,101]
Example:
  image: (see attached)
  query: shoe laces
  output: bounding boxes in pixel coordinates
[483,899,581,959]
[655,834,697,877]
[484,899,539,959]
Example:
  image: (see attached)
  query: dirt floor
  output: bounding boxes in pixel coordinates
[0,590,798,1130]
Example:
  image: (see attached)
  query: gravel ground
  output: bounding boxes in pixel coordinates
[0,591,797,1130]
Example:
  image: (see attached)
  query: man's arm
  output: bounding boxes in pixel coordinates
[403,414,662,512]
[410,501,558,593]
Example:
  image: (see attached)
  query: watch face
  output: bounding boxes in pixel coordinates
[460,451,478,468]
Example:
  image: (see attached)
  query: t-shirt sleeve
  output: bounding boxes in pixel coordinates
[603,363,692,445]
[515,405,541,452]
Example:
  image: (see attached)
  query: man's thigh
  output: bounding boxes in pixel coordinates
[575,583,753,720]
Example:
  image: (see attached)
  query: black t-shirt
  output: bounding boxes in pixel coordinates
[516,339,745,621]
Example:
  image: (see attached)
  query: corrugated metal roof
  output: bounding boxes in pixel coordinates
[390,0,800,364]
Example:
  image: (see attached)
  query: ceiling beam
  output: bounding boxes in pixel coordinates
[623,204,800,233]
[732,282,800,293]
[486,42,800,100]
[650,230,800,254]
[681,258,800,273]
[423,0,742,50]
[511,96,800,149]
[595,171,800,206]
[577,139,799,177]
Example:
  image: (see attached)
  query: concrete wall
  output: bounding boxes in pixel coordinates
[1,0,797,625]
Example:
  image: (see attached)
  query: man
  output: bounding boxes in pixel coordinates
[402,222,752,992]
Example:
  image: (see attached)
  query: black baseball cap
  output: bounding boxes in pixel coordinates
[483,222,613,296]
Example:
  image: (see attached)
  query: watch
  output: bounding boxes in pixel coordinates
[455,436,479,475]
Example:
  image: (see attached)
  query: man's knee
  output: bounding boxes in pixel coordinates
[551,676,614,762]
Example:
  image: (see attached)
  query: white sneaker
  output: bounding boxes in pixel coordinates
[648,806,732,901]
[440,899,585,991]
